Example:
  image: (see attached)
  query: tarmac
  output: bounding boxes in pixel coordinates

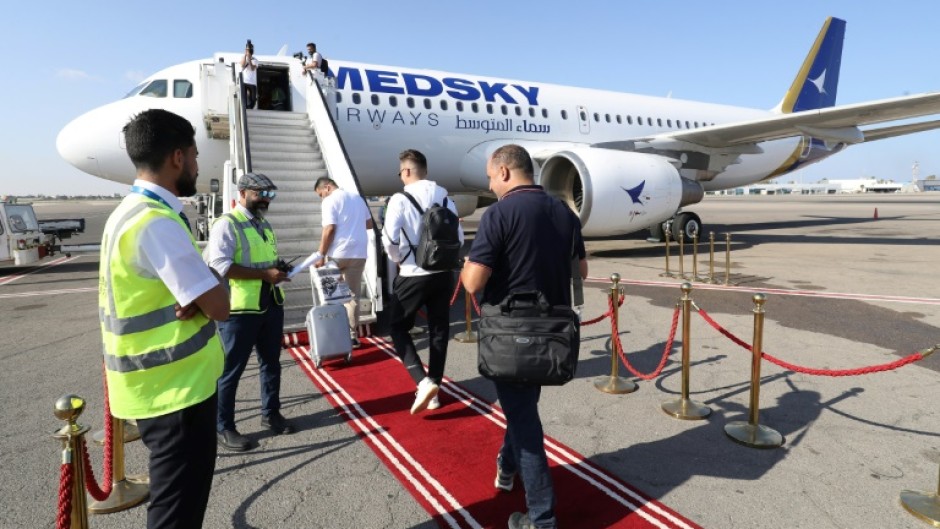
[1,193,939,529]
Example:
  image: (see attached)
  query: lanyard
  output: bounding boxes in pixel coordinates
[130,185,192,232]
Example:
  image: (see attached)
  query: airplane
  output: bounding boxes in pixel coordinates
[57,17,940,240]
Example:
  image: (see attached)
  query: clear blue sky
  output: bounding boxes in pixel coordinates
[3,1,938,195]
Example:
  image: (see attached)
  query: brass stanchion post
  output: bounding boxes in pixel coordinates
[724,294,783,448]
[691,231,700,281]
[52,395,90,529]
[454,290,478,343]
[660,229,674,278]
[707,231,718,284]
[662,283,711,420]
[724,232,732,286]
[677,231,686,279]
[900,463,940,526]
[88,414,149,514]
[594,274,637,394]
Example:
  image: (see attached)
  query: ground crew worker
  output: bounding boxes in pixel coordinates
[99,108,230,529]
[205,172,295,452]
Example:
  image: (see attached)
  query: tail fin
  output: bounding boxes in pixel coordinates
[773,17,846,114]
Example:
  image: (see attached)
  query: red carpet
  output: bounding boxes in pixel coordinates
[287,338,702,529]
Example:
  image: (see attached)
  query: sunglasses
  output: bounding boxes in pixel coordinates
[254,189,277,199]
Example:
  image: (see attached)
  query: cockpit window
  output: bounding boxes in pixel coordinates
[123,82,147,99]
[139,80,168,98]
[173,80,193,98]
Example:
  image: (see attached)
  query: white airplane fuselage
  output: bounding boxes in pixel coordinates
[57,55,830,236]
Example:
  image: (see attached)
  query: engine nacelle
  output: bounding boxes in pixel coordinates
[540,148,700,237]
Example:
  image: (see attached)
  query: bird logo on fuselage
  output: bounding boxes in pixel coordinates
[621,181,646,205]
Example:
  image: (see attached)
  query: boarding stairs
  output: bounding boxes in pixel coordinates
[224,73,381,332]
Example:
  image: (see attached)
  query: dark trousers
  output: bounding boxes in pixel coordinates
[245,83,257,109]
[216,304,284,432]
[388,272,453,385]
[495,382,556,528]
[137,393,218,529]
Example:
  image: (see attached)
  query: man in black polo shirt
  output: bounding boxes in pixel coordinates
[462,144,587,529]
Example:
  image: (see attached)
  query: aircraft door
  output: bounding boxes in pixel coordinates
[577,106,590,134]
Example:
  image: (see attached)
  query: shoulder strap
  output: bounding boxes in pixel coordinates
[401,191,424,214]
[397,192,422,262]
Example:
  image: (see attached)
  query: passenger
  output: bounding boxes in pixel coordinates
[205,172,295,452]
[240,40,258,109]
[303,42,322,78]
[313,177,374,347]
[381,149,464,414]
[461,144,587,529]
[270,83,287,111]
[99,109,230,529]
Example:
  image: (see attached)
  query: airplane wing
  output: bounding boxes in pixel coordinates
[596,92,940,150]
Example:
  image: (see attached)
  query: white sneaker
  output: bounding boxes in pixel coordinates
[427,395,441,410]
[411,377,439,414]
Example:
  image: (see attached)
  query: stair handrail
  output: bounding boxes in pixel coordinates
[229,68,252,175]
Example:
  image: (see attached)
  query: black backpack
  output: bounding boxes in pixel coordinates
[319,57,329,76]
[400,192,461,271]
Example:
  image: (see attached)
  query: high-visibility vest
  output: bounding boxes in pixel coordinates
[99,194,223,419]
[218,209,284,314]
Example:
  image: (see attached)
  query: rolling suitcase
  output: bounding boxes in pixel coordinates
[305,304,353,368]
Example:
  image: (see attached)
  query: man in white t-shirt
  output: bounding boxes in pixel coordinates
[303,42,323,79]
[314,177,373,346]
[240,40,258,109]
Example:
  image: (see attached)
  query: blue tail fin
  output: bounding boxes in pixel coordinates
[774,17,846,114]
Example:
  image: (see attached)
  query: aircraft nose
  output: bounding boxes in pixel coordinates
[57,112,101,176]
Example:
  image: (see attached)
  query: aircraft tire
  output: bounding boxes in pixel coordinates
[672,212,702,241]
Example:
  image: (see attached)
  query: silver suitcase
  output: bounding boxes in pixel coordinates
[305,305,353,368]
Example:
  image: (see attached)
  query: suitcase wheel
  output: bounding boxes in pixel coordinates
[315,358,323,369]
[345,353,353,364]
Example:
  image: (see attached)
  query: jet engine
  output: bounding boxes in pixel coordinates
[539,148,703,237]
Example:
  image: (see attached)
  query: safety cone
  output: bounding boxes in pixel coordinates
[873,207,879,220]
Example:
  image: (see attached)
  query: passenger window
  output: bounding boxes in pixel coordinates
[627,116,633,125]
[336,92,343,103]
[528,107,535,117]
[441,100,448,111]
[647,117,653,126]
[541,109,548,118]
[407,97,415,108]
[515,106,522,116]
[593,113,599,122]
[371,94,379,106]
[657,118,662,127]
[605,114,611,123]
[173,80,193,98]
[471,102,479,113]
[685,120,690,128]
[579,111,586,121]
[694,121,699,128]
[561,110,568,120]
[140,80,167,98]
[501,105,508,115]
[667,119,672,127]
[424,99,432,110]
[352,93,362,105]
[389,95,397,107]
[486,103,493,114]
[456,101,464,112]
[616,115,622,124]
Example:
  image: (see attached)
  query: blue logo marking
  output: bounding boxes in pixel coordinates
[621,181,646,205]
[335,67,540,105]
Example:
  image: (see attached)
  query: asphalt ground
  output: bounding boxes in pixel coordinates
[1,193,938,528]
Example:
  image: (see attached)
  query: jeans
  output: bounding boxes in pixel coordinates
[388,272,453,385]
[216,304,284,432]
[137,393,217,529]
[495,382,556,528]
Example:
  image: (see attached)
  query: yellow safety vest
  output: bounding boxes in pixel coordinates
[98,194,223,419]
[219,209,284,314]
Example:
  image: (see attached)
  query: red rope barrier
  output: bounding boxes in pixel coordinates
[82,368,114,502]
[581,294,625,327]
[449,278,463,307]
[56,455,73,529]
[695,305,932,376]
[610,297,680,380]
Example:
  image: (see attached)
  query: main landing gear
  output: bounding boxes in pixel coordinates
[648,211,703,243]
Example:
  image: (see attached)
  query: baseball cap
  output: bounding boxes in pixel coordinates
[237,172,277,190]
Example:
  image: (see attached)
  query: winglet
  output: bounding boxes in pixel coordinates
[773,17,846,114]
